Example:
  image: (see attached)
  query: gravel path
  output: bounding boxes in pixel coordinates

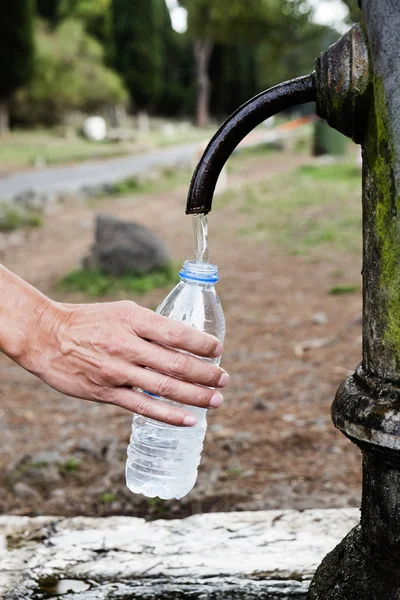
[0,142,201,200]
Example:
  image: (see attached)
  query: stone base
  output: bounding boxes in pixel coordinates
[0,509,359,599]
[308,525,400,599]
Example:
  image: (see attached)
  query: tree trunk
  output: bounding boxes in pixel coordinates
[0,100,9,136]
[194,40,214,128]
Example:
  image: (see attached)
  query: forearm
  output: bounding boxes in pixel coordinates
[0,263,57,368]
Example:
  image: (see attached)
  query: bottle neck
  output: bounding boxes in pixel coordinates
[179,260,218,288]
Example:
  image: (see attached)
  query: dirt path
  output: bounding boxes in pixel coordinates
[0,151,362,517]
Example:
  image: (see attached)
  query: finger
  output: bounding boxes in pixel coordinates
[128,337,229,388]
[120,363,224,409]
[131,307,223,358]
[102,387,198,427]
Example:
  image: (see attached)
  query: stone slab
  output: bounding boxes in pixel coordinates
[0,509,359,599]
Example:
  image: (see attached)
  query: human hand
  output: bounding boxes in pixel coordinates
[19,299,228,426]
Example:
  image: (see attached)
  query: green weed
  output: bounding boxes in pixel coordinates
[99,492,117,505]
[60,457,81,472]
[147,497,169,517]
[58,264,178,297]
[329,284,360,295]
[99,167,191,199]
[0,205,43,232]
[223,468,243,480]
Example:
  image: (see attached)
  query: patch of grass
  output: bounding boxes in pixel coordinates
[0,205,43,232]
[109,176,143,195]
[100,167,191,199]
[58,264,178,297]
[147,497,169,518]
[99,492,117,505]
[228,160,362,255]
[297,162,361,181]
[329,284,360,295]
[59,457,81,473]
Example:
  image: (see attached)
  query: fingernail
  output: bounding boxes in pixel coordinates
[218,372,230,387]
[213,342,224,357]
[183,415,197,426]
[210,392,223,408]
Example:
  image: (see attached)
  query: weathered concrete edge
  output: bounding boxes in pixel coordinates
[0,508,360,599]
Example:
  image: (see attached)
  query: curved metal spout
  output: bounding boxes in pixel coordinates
[186,73,316,214]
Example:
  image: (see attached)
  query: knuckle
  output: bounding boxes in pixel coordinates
[103,363,122,384]
[163,410,178,425]
[208,366,222,386]
[103,339,120,357]
[203,335,215,356]
[156,377,177,399]
[166,323,188,348]
[196,388,212,408]
[134,397,152,418]
[96,386,113,403]
[163,326,177,347]
[169,352,189,375]
[129,303,147,332]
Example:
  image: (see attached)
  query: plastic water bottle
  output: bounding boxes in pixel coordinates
[126,260,225,500]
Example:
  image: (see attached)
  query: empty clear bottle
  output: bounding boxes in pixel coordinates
[126,260,225,500]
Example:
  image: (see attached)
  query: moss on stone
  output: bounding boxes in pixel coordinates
[365,76,400,366]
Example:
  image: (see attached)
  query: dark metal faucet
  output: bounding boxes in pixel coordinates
[186,74,316,214]
[187,2,400,596]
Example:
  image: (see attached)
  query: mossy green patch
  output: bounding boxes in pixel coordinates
[57,264,178,297]
[366,77,400,365]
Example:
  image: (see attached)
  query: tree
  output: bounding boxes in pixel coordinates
[14,20,128,125]
[340,0,361,23]
[256,18,339,91]
[36,0,60,22]
[155,1,196,117]
[209,43,259,119]
[180,0,282,127]
[58,0,111,42]
[0,0,35,134]
[180,0,328,127]
[110,0,164,114]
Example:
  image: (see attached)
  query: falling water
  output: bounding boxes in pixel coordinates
[193,213,209,263]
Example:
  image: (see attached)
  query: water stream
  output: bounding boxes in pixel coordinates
[193,213,209,263]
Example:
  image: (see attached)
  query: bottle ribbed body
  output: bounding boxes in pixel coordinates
[125,261,225,500]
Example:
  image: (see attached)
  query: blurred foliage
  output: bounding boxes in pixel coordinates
[36,0,60,22]
[341,0,361,23]
[0,204,43,232]
[181,0,284,44]
[5,0,345,127]
[179,0,339,125]
[14,19,127,125]
[0,0,35,101]
[59,0,111,41]
[110,0,164,111]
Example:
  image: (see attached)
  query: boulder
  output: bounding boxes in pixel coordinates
[84,214,170,276]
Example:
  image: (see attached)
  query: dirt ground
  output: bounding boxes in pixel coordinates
[0,151,363,518]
